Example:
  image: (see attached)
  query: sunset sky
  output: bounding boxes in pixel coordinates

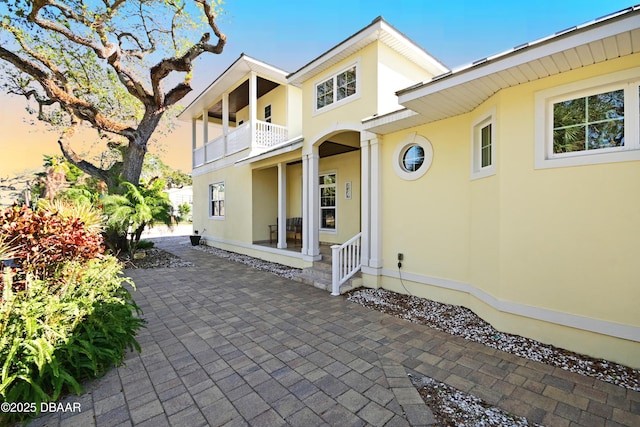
[0,0,633,177]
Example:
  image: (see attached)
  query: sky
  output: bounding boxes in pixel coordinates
[0,0,635,177]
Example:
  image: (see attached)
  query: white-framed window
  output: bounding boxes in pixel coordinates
[535,67,640,169]
[392,132,433,181]
[319,172,336,231]
[209,182,225,218]
[471,109,496,180]
[264,105,272,123]
[314,61,360,113]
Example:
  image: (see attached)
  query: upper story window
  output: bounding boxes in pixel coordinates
[264,105,272,123]
[535,67,640,169]
[471,108,496,180]
[315,62,359,113]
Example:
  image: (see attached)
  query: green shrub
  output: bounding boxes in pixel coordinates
[0,205,143,425]
[136,240,155,250]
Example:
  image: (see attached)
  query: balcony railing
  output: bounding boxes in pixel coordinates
[193,120,289,168]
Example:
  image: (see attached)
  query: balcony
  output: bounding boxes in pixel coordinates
[193,120,289,167]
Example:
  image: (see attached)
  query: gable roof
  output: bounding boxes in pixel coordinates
[365,5,640,134]
[287,16,449,86]
[179,54,289,121]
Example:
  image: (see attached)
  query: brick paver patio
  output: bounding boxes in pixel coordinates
[29,237,640,426]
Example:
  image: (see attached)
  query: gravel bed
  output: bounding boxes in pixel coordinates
[346,287,640,392]
[123,247,194,269]
[193,244,302,279]
[409,374,543,426]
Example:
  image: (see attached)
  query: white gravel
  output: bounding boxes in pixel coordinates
[193,244,302,280]
[409,374,543,426]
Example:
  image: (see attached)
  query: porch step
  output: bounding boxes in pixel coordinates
[294,264,362,295]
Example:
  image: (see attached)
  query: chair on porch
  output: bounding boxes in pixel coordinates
[269,217,303,244]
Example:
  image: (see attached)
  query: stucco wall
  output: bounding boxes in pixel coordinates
[373,54,640,368]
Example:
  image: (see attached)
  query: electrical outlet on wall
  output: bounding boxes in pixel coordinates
[397,253,403,261]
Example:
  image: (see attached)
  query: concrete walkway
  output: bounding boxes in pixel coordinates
[30,237,639,426]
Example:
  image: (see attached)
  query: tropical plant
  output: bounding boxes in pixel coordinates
[0,204,143,425]
[101,180,172,254]
[0,0,226,187]
[177,202,192,222]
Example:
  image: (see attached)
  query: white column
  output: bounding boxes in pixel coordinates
[307,146,320,259]
[369,135,382,269]
[202,110,208,161]
[191,118,197,168]
[249,72,257,145]
[302,154,309,256]
[277,163,287,249]
[360,135,371,268]
[222,92,229,156]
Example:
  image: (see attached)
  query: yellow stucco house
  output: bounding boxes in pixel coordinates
[180,8,640,369]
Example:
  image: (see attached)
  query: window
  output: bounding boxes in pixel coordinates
[535,68,640,169]
[315,63,358,112]
[402,145,425,172]
[552,89,623,154]
[471,110,496,179]
[209,182,225,218]
[319,173,336,231]
[393,132,433,180]
[264,105,272,123]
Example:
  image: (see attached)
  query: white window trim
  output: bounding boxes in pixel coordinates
[535,67,640,169]
[392,132,433,181]
[313,58,362,116]
[470,107,496,180]
[319,171,337,234]
[209,181,225,219]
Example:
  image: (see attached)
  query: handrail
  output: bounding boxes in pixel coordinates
[331,232,362,296]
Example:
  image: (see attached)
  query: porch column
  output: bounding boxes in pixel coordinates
[302,154,309,255]
[191,118,197,168]
[369,135,382,270]
[202,110,208,161]
[222,92,229,156]
[307,146,320,259]
[277,162,287,249]
[249,72,257,144]
[360,134,371,267]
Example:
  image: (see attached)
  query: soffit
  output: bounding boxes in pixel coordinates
[179,54,288,121]
[392,6,640,128]
[287,17,448,86]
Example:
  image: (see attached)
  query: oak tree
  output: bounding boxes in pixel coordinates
[0,0,226,187]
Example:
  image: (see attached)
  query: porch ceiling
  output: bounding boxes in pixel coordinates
[207,78,280,122]
[320,141,359,158]
[178,54,288,121]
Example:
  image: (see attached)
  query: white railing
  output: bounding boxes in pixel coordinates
[227,121,251,155]
[255,120,288,149]
[193,119,290,166]
[193,146,205,167]
[205,135,224,162]
[331,232,362,296]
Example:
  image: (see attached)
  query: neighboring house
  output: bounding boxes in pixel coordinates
[165,185,193,220]
[179,8,640,369]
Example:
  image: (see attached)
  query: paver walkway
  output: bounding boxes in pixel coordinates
[30,237,639,426]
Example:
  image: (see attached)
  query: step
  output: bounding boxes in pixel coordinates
[294,267,362,294]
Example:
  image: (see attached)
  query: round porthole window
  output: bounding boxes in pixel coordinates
[401,145,425,172]
[393,132,433,180]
